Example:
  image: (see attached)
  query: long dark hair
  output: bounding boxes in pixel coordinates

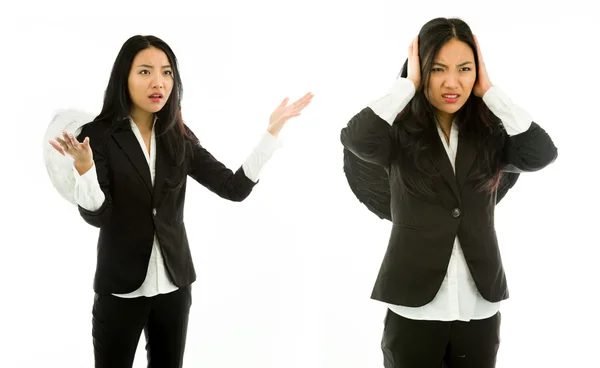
[391,18,505,197]
[93,35,195,188]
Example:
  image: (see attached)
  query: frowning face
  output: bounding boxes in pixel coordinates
[425,38,476,123]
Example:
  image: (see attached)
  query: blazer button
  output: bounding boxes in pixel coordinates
[152,208,157,216]
[452,208,461,218]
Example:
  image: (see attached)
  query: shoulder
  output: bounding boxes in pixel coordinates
[77,118,122,152]
[181,122,201,145]
[78,119,112,138]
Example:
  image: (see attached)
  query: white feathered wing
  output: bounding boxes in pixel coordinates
[43,109,96,206]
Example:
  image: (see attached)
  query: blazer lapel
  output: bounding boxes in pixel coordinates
[427,137,461,201]
[455,131,478,194]
[153,133,168,202]
[112,120,153,195]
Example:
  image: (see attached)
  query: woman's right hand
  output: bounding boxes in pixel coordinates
[49,131,94,174]
[407,36,421,90]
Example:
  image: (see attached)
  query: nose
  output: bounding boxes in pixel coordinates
[443,71,459,88]
[151,74,164,89]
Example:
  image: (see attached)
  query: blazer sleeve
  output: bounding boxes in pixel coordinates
[75,124,114,228]
[340,107,394,167]
[481,85,558,173]
[185,125,257,202]
[501,122,558,173]
[340,77,416,167]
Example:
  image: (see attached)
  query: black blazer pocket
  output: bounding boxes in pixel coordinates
[392,223,423,231]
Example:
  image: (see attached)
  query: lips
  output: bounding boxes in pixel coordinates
[442,94,459,98]
[149,93,163,98]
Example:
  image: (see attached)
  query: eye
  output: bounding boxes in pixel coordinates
[139,70,150,75]
[431,68,443,72]
[164,70,173,76]
[460,67,472,72]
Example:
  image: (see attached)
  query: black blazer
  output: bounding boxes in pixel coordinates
[76,118,257,294]
[340,107,558,307]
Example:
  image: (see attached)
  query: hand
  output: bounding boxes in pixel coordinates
[268,92,314,137]
[49,131,94,174]
[472,34,493,97]
[406,36,421,89]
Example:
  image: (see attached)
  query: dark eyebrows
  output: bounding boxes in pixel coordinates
[432,61,474,67]
[136,64,172,69]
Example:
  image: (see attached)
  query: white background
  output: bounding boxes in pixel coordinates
[1,1,598,367]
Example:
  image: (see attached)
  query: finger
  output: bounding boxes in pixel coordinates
[48,140,66,155]
[300,92,313,100]
[68,132,79,145]
[414,36,420,58]
[55,137,68,150]
[295,98,312,111]
[62,131,74,150]
[473,34,483,57]
[293,93,313,105]
[292,95,310,106]
[279,97,290,107]
[67,133,79,150]
[413,37,420,59]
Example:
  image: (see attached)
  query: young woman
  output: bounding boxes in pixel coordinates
[47,35,313,368]
[340,18,557,368]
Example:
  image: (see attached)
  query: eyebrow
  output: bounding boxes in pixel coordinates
[136,64,172,68]
[432,61,473,67]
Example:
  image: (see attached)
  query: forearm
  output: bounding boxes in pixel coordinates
[73,163,106,211]
[72,161,113,228]
[241,130,283,182]
[367,77,416,125]
[188,130,283,201]
[482,86,532,136]
[482,86,558,172]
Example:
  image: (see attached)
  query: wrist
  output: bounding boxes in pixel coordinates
[406,77,418,90]
[74,160,93,175]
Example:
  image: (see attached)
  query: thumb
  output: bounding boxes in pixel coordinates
[84,136,90,147]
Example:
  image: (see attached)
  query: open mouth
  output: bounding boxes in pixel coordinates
[149,93,163,102]
[442,94,460,103]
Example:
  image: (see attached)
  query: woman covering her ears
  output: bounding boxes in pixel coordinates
[46,35,313,367]
[341,17,557,368]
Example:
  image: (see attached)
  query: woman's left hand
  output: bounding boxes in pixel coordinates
[472,34,494,97]
[268,92,314,137]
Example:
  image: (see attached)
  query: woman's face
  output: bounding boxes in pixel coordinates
[128,46,174,117]
[425,38,477,122]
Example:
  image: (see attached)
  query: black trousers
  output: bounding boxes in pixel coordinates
[381,309,501,368]
[91,286,192,368]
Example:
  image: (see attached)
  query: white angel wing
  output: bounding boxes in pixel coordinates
[43,109,96,206]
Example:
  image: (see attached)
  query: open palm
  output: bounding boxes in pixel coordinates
[268,92,314,136]
[49,131,93,163]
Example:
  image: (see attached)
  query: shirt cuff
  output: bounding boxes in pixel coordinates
[73,162,97,183]
[482,85,533,136]
[241,130,283,182]
[72,163,105,211]
[368,77,416,125]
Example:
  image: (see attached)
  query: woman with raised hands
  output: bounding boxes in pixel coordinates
[341,17,557,368]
